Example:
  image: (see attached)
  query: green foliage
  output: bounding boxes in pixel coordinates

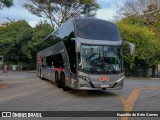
[0,20,33,63]
[115,0,160,77]
[0,20,53,69]
[121,15,148,27]
[0,0,13,10]
[24,0,100,26]
[17,62,35,70]
[23,21,53,59]
[117,16,160,68]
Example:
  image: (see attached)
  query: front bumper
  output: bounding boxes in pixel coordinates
[75,76,124,90]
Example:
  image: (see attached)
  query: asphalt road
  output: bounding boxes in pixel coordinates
[0,71,160,120]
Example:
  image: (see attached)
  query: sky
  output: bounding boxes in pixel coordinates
[0,0,125,27]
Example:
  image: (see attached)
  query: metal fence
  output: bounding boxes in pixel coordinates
[8,65,22,71]
[124,64,160,78]
[0,65,22,71]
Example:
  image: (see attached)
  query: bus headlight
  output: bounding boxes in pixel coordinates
[79,76,91,82]
[78,76,95,88]
[116,76,124,83]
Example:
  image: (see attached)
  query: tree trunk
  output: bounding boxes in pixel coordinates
[152,65,156,78]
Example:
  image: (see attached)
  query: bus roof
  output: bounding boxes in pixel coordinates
[73,17,121,41]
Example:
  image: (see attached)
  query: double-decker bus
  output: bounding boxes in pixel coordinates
[37,18,135,91]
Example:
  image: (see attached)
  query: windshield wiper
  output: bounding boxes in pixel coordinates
[111,71,118,74]
[90,69,100,74]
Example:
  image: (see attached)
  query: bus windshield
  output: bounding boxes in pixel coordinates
[78,45,123,74]
[75,19,120,41]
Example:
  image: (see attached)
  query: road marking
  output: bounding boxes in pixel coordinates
[119,88,141,120]
[119,86,160,120]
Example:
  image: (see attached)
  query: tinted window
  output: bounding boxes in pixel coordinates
[55,20,74,39]
[46,54,64,67]
[37,20,74,52]
[78,45,123,74]
[66,41,76,74]
[37,35,55,52]
[75,19,120,41]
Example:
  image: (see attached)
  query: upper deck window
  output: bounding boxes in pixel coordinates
[75,19,120,41]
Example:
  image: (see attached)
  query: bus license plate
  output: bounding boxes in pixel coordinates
[101,85,109,88]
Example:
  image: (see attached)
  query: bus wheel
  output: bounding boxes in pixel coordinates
[61,73,70,91]
[55,72,62,88]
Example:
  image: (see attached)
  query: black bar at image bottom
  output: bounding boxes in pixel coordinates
[0,111,159,117]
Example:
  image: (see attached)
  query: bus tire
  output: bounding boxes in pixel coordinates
[61,72,70,91]
[55,72,62,88]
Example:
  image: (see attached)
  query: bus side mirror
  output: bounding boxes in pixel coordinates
[123,41,135,55]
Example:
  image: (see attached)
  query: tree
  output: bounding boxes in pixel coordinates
[115,0,160,47]
[24,0,100,27]
[0,20,33,64]
[23,20,53,62]
[115,0,160,77]
[0,20,54,69]
[0,0,13,10]
[142,4,160,39]
[117,16,160,77]
[115,0,160,19]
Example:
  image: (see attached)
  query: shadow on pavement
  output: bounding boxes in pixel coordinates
[39,78,119,97]
[67,89,118,98]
